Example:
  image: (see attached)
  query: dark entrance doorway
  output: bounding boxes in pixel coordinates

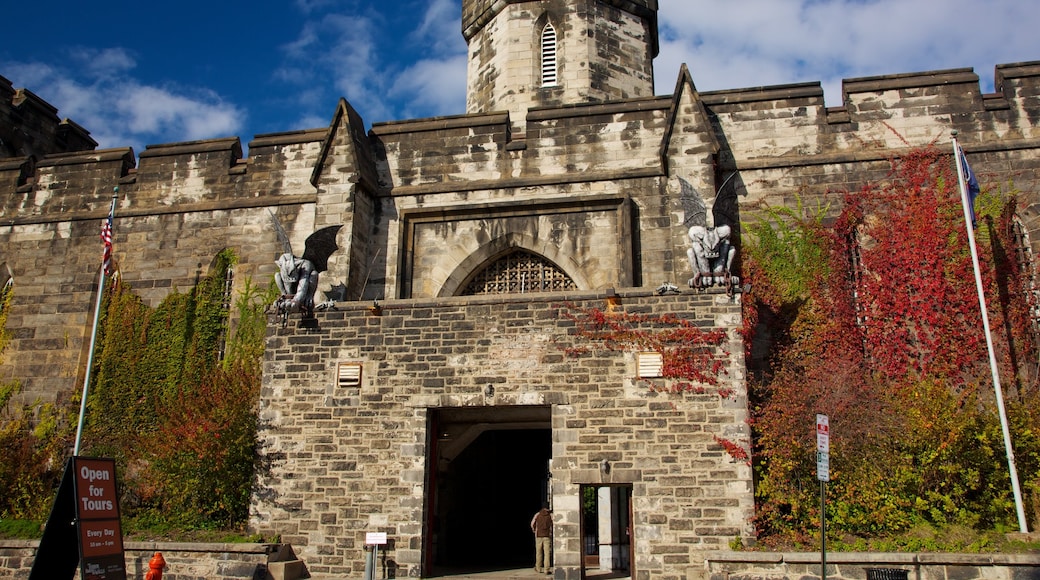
[579,484,633,580]
[425,406,551,576]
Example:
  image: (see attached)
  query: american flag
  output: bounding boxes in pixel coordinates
[101,209,113,275]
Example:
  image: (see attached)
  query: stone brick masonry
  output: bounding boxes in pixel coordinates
[2,1,1040,578]
[252,288,752,579]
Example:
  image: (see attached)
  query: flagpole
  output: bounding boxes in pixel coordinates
[73,188,118,456]
[951,131,1028,533]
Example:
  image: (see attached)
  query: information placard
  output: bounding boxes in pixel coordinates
[816,414,830,482]
[30,457,127,580]
[74,457,127,580]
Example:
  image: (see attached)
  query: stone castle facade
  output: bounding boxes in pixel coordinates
[2,0,1040,578]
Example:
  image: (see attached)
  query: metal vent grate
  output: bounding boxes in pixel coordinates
[337,362,362,387]
[462,249,576,295]
[541,24,558,87]
[637,352,663,378]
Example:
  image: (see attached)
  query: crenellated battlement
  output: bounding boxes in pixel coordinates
[0,75,97,159]
[4,62,1039,221]
[2,5,1040,575]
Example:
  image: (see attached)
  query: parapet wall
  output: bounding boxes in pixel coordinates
[4,62,1038,223]
[0,75,97,159]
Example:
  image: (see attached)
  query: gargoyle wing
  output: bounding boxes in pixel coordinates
[680,177,708,228]
[301,225,342,273]
[712,185,739,231]
[269,210,294,256]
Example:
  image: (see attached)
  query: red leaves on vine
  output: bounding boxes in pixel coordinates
[559,302,729,387]
[713,434,751,464]
[743,142,1039,543]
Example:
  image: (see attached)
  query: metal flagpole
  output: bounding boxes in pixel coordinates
[73,189,118,456]
[951,131,1029,533]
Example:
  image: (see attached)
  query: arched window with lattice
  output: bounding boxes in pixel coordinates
[461,249,575,296]
[541,23,558,87]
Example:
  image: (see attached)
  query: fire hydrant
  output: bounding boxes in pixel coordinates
[145,552,166,580]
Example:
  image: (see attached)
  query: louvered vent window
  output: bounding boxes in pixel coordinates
[462,249,576,296]
[541,24,558,87]
[337,362,363,387]
[637,352,663,378]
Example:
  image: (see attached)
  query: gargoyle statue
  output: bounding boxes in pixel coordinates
[271,217,342,321]
[679,177,739,292]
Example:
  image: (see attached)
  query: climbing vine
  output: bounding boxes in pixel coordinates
[79,249,275,528]
[0,248,275,531]
[744,144,1040,546]
[560,303,729,388]
[0,283,77,521]
[559,302,749,460]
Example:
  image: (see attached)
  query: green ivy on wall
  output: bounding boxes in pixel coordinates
[78,248,275,528]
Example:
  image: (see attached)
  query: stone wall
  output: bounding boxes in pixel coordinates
[0,540,283,580]
[4,540,1038,580]
[251,287,752,579]
[0,55,1038,580]
[704,550,1040,580]
[0,74,96,159]
[2,60,1038,409]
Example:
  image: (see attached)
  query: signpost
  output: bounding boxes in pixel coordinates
[365,532,388,580]
[816,414,829,580]
[29,457,126,580]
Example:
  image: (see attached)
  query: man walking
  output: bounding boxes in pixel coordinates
[531,503,553,574]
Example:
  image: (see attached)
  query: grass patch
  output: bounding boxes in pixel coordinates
[0,519,43,539]
[0,518,269,544]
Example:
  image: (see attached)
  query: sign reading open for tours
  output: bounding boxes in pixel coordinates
[29,457,127,580]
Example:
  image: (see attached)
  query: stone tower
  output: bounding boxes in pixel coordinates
[463,0,659,130]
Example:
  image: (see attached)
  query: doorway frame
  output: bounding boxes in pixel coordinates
[578,483,634,580]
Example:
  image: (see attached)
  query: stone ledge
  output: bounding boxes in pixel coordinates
[0,539,278,554]
[124,541,276,554]
[705,550,1040,566]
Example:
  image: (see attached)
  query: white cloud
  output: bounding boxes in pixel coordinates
[656,0,1040,105]
[391,54,468,119]
[2,53,244,153]
[277,10,396,124]
[414,0,466,55]
[276,0,468,125]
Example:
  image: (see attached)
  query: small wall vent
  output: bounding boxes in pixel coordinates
[637,352,663,378]
[337,362,363,387]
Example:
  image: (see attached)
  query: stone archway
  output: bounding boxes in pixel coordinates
[438,233,590,297]
[424,406,552,575]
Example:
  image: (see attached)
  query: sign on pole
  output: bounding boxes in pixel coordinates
[29,457,126,580]
[816,414,830,580]
[816,414,829,482]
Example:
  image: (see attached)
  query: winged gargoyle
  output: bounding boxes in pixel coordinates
[679,176,738,291]
[270,214,342,321]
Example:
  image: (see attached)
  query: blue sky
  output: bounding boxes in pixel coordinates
[3,0,1038,155]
